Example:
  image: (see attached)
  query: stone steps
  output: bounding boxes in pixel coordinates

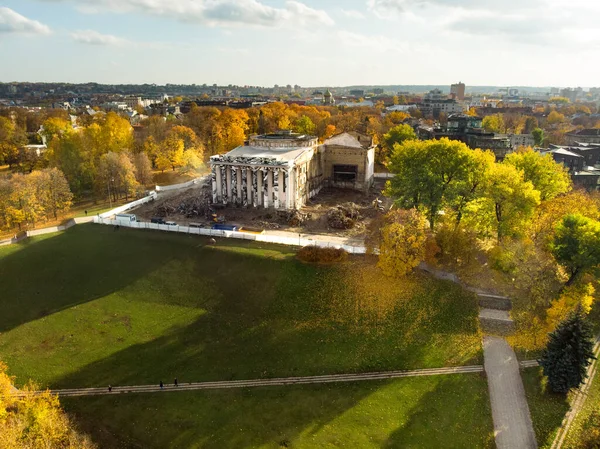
[479,308,516,336]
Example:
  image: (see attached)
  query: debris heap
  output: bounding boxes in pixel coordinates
[327,202,361,229]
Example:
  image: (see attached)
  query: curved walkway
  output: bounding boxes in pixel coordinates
[13,365,488,398]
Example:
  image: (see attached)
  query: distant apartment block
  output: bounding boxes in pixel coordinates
[450,82,465,101]
[566,129,600,145]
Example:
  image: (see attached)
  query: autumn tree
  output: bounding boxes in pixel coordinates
[551,213,600,286]
[0,361,96,449]
[523,116,539,134]
[547,111,566,126]
[447,149,495,226]
[97,152,139,201]
[36,168,74,219]
[133,152,153,186]
[180,149,203,174]
[40,117,70,144]
[378,209,428,277]
[383,124,417,151]
[294,115,316,135]
[217,108,249,154]
[8,173,44,228]
[0,116,27,168]
[484,163,541,241]
[539,309,595,394]
[529,191,600,244]
[168,125,198,150]
[386,138,479,229]
[532,128,544,146]
[504,148,571,201]
[482,114,505,133]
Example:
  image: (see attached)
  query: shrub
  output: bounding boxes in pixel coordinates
[297,245,348,264]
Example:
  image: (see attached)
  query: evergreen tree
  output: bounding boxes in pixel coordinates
[539,309,596,394]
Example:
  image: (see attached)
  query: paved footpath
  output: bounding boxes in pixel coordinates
[484,336,538,449]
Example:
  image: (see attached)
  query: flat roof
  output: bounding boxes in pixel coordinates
[214,145,313,164]
[252,131,315,141]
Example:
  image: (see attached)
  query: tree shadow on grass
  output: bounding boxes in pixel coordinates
[0,224,296,333]
[0,225,169,332]
[51,258,482,390]
[61,374,495,449]
[62,382,383,449]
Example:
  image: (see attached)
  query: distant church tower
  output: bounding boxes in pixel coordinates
[323,89,335,105]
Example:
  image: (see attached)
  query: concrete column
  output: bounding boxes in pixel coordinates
[225,166,232,204]
[266,169,273,208]
[257,169,263,207]
[215,166,222,202]
[236,168,243,205]
[246,168,253,206]
[278,170,285,209]
[286,169,294,209]
[212,171,217,203]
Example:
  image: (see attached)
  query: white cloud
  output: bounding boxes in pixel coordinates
[341,9,365,19]
[0,7,51,35]
[367,0,600,47]
[66,0,333,28]
[71,29,130,46]
[336,30,408,53]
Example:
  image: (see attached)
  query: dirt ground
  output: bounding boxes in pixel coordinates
[132,180,391,238]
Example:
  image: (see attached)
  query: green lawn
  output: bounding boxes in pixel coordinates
[0,224,482,390]
[522,367,570,448]
[563,361,600,449]
[62,374,494,449]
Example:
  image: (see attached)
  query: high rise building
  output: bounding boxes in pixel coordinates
[450,82,466,101]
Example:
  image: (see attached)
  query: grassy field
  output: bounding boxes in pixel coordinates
[0,224,482,390]
[0,224,488,447]
[62,374,494,449]
[563,362,600,449]
[522,367,570,448]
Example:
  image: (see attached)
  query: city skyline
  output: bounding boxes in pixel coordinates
[1,0,600,87]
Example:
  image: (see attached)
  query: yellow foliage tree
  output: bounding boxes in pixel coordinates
[0,361,96,448]
[378,209,428,277]
[546,282,595,331]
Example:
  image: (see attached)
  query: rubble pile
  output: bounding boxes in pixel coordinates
[277,210,312,226]
[327,202,361,229]
[153,184,212,218]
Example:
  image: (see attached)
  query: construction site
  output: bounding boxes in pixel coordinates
[133,178,392,239]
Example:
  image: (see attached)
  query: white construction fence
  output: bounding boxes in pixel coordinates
[155,176,208,192]
[93,216,367,254]
[1,177,367,254]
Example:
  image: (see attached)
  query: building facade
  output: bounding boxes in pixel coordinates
[209,131,374,210]
[566,129,600,145]
[450,82,466,101]
[322,132,375,191]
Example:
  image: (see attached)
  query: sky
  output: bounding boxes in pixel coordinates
[0,0,599,87]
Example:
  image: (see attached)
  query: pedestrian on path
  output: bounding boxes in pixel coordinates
[108,385,112,392]
[159,381,164,389]
[174,378,178,387]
